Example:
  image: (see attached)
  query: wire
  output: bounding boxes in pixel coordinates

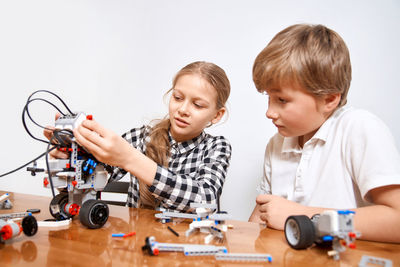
[1,90,74,178]
[27,90,74,115]
[46,129,74,198]
[22,90,74,144]
[24,98,67,128]
[0,146,58,177]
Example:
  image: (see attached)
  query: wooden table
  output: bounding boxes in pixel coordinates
[0,192,398,266]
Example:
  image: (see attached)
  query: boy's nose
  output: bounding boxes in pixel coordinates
[266,107,278,120]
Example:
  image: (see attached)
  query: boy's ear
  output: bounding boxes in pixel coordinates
[323,93,341,113]
[211,107,226,124]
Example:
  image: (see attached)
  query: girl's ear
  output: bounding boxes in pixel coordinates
[211,107,226,124]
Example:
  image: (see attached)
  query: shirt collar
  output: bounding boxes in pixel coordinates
[312,105,347,142]
[168,131,207,154]
[281,106,348,153]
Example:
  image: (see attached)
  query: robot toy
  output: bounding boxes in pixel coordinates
[284,210,361,260]
[27,112,110,229]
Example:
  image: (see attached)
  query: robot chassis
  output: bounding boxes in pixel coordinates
[27,112,110,229]
[284,210,361,260]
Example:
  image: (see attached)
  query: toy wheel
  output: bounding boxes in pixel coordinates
[49,193,72,220]
[284,215,315,249]
[79,199,109,229]
[21,215,38,236]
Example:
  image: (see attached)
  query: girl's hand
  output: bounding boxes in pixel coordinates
[256,194,306,230]
[43,113,69,159]
[73,119,135,169]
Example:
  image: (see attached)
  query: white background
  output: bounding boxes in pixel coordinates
[0,0,399,221]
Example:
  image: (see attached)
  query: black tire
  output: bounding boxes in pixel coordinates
[21,215,38,236]
[79,199,109,229]
[284,215,315,249]
[49,193,72,220]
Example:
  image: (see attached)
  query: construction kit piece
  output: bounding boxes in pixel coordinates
[156,202,230,244]
[27,112,110,229]
[0,193,12,210]
[142,236,227,256]
[0,213,38,243]
[215,252,272,263]
[358,255,393,267]
[37,219,72,228]
[285,210,361,260]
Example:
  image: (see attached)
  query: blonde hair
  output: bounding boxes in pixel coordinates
[253,24,352,107]
[138,61,231,209]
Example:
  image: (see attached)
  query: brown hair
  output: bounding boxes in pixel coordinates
[138,61,231,209]
[253,24,352,107]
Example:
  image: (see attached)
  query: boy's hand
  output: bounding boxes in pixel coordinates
[256,194,305,230]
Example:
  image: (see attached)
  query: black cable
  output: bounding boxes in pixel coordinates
[21,90,75,144]
[24,97,67,129]
[46,136,57,198]
[27,90,74,115]
[0,146,58,177]
[46,129,74,198]
[22,98,67,144]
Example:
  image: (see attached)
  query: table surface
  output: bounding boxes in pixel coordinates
[0,191,399,267]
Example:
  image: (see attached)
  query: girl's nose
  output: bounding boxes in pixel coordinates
[178,101,189,116]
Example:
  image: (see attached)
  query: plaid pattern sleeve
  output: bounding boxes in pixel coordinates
[149,133,232,211]
[108,125,149,182]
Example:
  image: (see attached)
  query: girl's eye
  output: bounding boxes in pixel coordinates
[194,103,203,108]
[173,95,182,101]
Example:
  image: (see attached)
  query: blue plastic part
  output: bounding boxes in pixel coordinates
[223,249,227,253]
[323,235,334,241]
[268,256,272,262]
[112,233,124,237]
[337,210,355,215]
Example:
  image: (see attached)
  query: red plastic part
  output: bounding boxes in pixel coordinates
[123,232,136,237]
[86,115,93,120]
[71,181,77,187]
[348,243,356,249]
[68,204,80,215]
[153,248,159,256]
[348,232,356,238]
[43,178,49,187]
[1,224,21,241]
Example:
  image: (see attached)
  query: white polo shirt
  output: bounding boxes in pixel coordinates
[258,106,400,209]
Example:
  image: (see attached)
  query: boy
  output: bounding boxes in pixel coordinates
[249,24,400,243]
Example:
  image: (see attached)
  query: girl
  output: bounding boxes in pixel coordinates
[72,61,231,211]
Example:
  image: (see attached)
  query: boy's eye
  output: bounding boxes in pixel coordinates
[278,98,287,104]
